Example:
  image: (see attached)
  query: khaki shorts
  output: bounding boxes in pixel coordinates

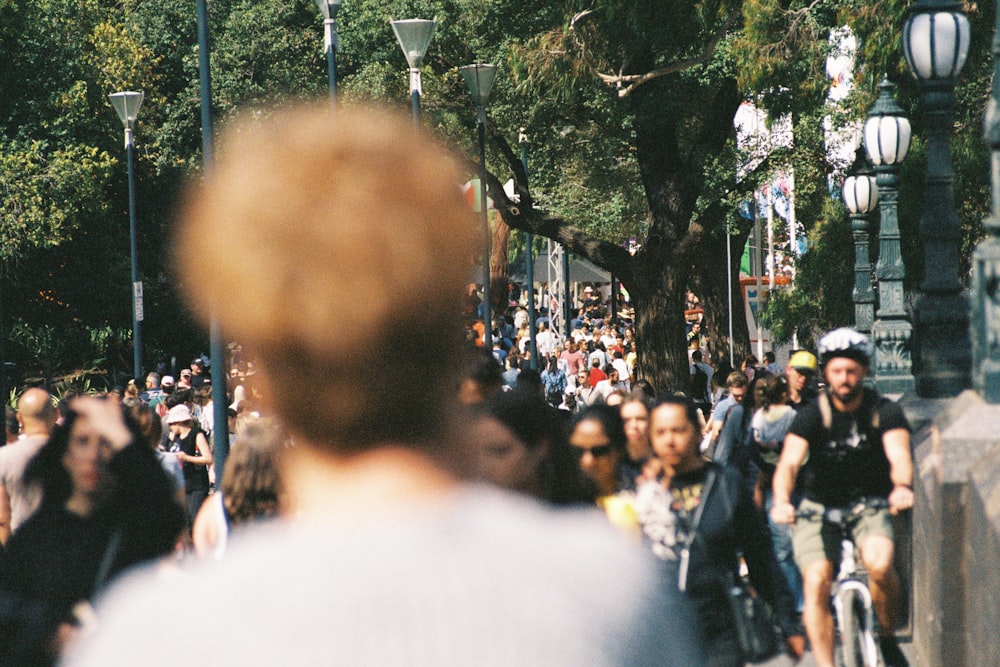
[792,498,894,571]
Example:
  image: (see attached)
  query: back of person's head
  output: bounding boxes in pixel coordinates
[126,404,163,449]
[757,374,789,410]
[745,370,773,413]
[515,368,543,394]
[174,103,475,452]
[164,392,188,410]
[17,388,55,433]
[691,349,703,362]
[222,417,286,526]
[459,346,503,404]
[484,389,557,452]
[712,360,734,389]
[631,380,656,401]
[764,351,776,364]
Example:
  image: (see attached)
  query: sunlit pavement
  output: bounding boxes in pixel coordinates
[753,637,914,666]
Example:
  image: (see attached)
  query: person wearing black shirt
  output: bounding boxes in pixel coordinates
[637,396,803,666]
[770,328,912,667]
[0,398,185,665]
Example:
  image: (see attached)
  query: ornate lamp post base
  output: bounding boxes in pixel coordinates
[913,292,972,397]
[873,318,915,395]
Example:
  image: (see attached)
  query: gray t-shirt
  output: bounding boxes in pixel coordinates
[66,485,705,666]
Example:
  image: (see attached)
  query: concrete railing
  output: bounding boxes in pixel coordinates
[907,391,1000,666]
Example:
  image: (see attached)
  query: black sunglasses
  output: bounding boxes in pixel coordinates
[573,443,616,459]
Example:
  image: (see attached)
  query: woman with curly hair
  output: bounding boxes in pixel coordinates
[192,417,286,560]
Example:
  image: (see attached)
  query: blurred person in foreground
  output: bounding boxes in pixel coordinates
[469,389,592,506]
[67,103,703,666]
[0,398,184,665]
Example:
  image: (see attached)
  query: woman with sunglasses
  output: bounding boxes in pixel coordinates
[567,405,638,535]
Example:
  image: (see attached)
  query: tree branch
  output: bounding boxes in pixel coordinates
[464,122,636,282]
[596,18,734,97]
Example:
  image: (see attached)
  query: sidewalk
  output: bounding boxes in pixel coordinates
[755,637,914,666]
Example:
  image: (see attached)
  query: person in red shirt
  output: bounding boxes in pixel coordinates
[589,358,607,388]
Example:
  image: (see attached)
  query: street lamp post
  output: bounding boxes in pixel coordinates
[864,80,915,395]
[971,0,1000,401]
[903,0,972,397]
[461,63,498,352]
[316,0,343,99]
[390,18,436,125]
[109,91,144,381]
[842,143,880,336]
[519,129,540,369]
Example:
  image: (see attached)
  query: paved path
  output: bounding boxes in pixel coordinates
[754,637,914,666]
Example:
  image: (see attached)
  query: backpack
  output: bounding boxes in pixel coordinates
[816,389,882,432]
[690,364,709,403]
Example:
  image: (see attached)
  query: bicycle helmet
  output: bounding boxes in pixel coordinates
[816,327,873,367]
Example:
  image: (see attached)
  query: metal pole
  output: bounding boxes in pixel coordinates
[610,275,617,321]
[521,133,539,369]
[325,19,338,99]
[197,0,229,480]
[726,231,735,367]
[562,249,571,339]
[477,109,492,351]
[125,129,142,380]
[409,69,420,125]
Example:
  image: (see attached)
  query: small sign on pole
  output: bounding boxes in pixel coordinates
[133,281,144,322]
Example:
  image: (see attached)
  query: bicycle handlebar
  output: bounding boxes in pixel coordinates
[795,497,890,524]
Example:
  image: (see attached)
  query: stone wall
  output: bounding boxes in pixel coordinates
[965,447,1000,667]
[907,392,1000,666]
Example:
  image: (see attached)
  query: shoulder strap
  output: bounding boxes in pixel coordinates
[818,390,832,430]
[677,467,717,592]
[820,388,883,433]
[868,388,883,431]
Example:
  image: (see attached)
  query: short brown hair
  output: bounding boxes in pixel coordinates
[726,371,749,389]
[175,103,476,451]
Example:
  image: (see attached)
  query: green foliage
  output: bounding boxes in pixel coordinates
[0,0,994,388]
[0,140,114,260]
[759,197,854,346]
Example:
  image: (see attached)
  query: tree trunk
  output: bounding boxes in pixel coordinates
[623,250,692,396]
[490,215,510,317]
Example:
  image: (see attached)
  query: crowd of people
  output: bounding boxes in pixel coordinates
[0,101,912,667]
[0,362,284,663]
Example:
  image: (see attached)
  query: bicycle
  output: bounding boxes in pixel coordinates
[797,497,889,667]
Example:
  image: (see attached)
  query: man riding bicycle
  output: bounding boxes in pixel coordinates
[770,328,913,667]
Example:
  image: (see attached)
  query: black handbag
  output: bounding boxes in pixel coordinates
[726,571,781,663]
[676,467,782,663]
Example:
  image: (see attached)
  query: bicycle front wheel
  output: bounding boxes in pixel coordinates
[837,589,879,667]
